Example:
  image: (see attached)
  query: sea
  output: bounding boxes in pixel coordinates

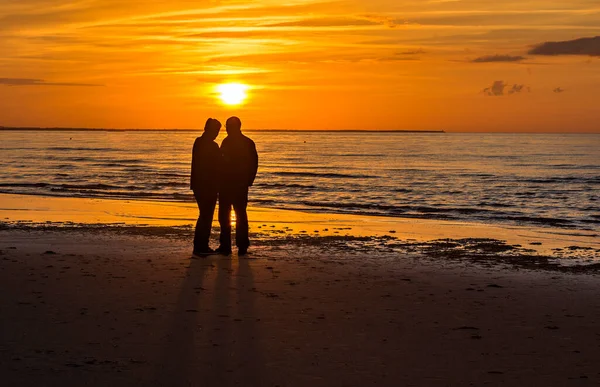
[1,130,599,231]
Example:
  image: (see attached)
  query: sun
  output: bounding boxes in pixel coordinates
[216,83,249,106]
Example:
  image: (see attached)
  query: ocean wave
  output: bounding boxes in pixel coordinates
[581,218,600,225]
[46,147,117,152]
[551,164,600,170]
[267,201,578,227]
[54,183,147,190]
[255,182,319,190]
[90,162,144,168]
[120,168,150,174]
[502,215,574,227]
[477,202,514,208]
[0,182,146,191]
[155,172,189,179]
[293,201,497,215]
[386,168,430,173]
[56,164,76,170]
[0,183,50,188]
[153,181,188,188]
[459,173,497,178]
[44,156,95,162]
[271,171,376,179]
[482,155,522,159]
[523,177,600,184]
[325,153,385,157]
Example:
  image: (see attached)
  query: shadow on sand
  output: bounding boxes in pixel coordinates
[154,254,266,386]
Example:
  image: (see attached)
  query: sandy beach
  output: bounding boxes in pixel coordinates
[1,194,599,386]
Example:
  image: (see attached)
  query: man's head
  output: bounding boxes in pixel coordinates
[226,116,242,135]
[204,118,221,140]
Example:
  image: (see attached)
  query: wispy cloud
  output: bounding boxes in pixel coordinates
[482,81,529,96]
[398,49,426,55]
[266,17,381,28]
[0,77,102,87]
[471,54,526,63]
[529,36,600,56]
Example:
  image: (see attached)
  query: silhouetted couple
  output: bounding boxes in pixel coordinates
[190,116,258,257]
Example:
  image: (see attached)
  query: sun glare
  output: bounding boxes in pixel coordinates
[216,83,249,106]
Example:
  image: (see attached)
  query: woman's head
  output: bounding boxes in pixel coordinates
[204,118,222,139]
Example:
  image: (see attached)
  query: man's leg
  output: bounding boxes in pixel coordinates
[232,188,250,251]
[194,191,217,252]
[218,191,233,252]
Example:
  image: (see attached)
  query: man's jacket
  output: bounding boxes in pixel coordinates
[220,134,258,191]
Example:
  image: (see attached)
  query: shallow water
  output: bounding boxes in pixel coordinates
[1,130,599,230]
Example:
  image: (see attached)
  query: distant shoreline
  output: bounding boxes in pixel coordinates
[0,127,445,133]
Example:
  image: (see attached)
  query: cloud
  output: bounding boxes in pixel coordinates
[482,81,529,96]
[398,49,425,55]
[471,54,526,63]
[508,84,526,94]
[529,36,600,57]
[266,17,381,28]
[360,14,406,28]
[483,81,506,96]
[0,78,102,87]
[377,49,425,62]
[553,87,565,93]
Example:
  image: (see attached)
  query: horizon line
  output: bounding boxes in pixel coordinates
[0,127,446,133]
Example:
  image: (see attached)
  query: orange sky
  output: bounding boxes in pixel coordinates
[1,0,599,132]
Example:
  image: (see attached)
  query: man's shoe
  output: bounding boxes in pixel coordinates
[238,247,248,256]
[192,247,214,258]
[215,246,232,256]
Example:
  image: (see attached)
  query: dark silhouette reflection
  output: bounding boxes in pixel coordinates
[190,118,221,256]
[154,256,212,386]
[186,257,233,385]
[155,255,266,386]
[234,257,266,386]
[217,117,259,256]
[203,257,266,386]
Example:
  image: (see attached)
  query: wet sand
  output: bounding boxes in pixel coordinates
[1,193,598,255]
[1,229,600,387]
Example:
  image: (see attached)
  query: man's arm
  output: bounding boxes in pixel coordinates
[248,140,258,187]
[190,138,199,190]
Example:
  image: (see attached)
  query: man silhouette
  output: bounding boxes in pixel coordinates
[190,118,221,257]
[216,116,258,256]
